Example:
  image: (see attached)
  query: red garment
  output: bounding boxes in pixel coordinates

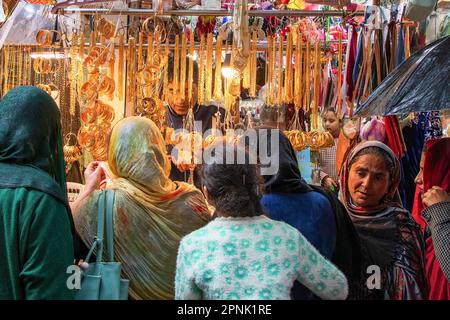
[423,138,450,300]
[426,237,450,300]
[346,25,358,99]
[384,116,406,159]
[411,184,427,230]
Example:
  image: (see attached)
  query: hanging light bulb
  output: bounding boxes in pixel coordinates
[221,53,239,79]
[187,51,198,61]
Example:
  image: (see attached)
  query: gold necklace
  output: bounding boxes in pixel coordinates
[204,33,213,103]
[197,35,205,105]
[3,46,9,95]
[187,32,194,105]
[249,32,257,99]
[163,37,169,102]
[118,33,124,100]
[179,33,187,101]
[213,35,223,101]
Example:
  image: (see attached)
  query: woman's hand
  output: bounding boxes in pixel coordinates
[322,176,338,192]
[70,162,106,214]
[422,186,450,207]
[169,155,195,173]
[84,161,106,193]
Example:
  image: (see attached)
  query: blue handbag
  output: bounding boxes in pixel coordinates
[75,190,129,300]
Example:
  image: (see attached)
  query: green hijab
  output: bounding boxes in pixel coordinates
[0,86,71,222]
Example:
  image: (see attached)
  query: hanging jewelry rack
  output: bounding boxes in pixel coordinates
[54,8,365,17]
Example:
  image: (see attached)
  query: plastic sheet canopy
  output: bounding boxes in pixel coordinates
[355,36,450,117]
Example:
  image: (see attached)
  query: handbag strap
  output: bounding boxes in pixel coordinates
[104,189,116,262]
[82,190,116,264]
[95,190,106,264]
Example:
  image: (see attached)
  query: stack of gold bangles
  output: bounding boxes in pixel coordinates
[81,72,115,100]
[36,83,59,100]
[285,130,308,152]
[96,18,115,39]
[78,99,115,161]
[285,130,335,152]
[78,127,96,149]
[136,97,165,127]
[36,29,61,47]
[97,74,115,96]
[142,17,166,43]
[307,131,335,151]
[33,58,53,74]
[95,100,115,123]
[136,66,160,86]
[83,46,108,70]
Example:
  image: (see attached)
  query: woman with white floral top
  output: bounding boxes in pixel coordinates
[174,143,348,300]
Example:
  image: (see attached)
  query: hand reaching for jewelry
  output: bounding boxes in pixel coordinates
[70,162,106,215]
[84,161,106,194]
[169,155,195,173]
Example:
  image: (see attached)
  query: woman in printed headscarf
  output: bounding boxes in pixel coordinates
[72,116,211,300]
[252,128,362,299]
[414,138,450,299]
[0,86,76,299]
[340,141,427,299]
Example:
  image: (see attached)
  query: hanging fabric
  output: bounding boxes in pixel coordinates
[345,25,358,101]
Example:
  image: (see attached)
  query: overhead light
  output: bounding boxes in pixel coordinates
[221,53,239,79]
[187,52,198,61]
[222,66,239,79]
[30,52,66,59]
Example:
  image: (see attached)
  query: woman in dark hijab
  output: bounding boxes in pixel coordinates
[340,141,427,299]
[0,86,76,299]
[246,127,362,299]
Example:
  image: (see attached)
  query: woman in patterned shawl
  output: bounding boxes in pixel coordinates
[73,116,211,299]
[340,141,427,299]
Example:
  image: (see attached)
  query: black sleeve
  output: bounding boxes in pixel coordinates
[310,186,363,282]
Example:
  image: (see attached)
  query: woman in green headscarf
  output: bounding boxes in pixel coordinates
[73,116,211,300]
[0,86,76,300]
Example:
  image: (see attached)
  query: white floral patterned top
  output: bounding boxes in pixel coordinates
[175,215,348,300]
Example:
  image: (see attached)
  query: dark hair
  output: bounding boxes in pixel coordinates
[167,56,199,83]
[349,146,395,180]
[200,142,264,217]
[321,107,338,118]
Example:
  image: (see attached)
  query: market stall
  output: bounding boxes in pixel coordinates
[0,0,448,189]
